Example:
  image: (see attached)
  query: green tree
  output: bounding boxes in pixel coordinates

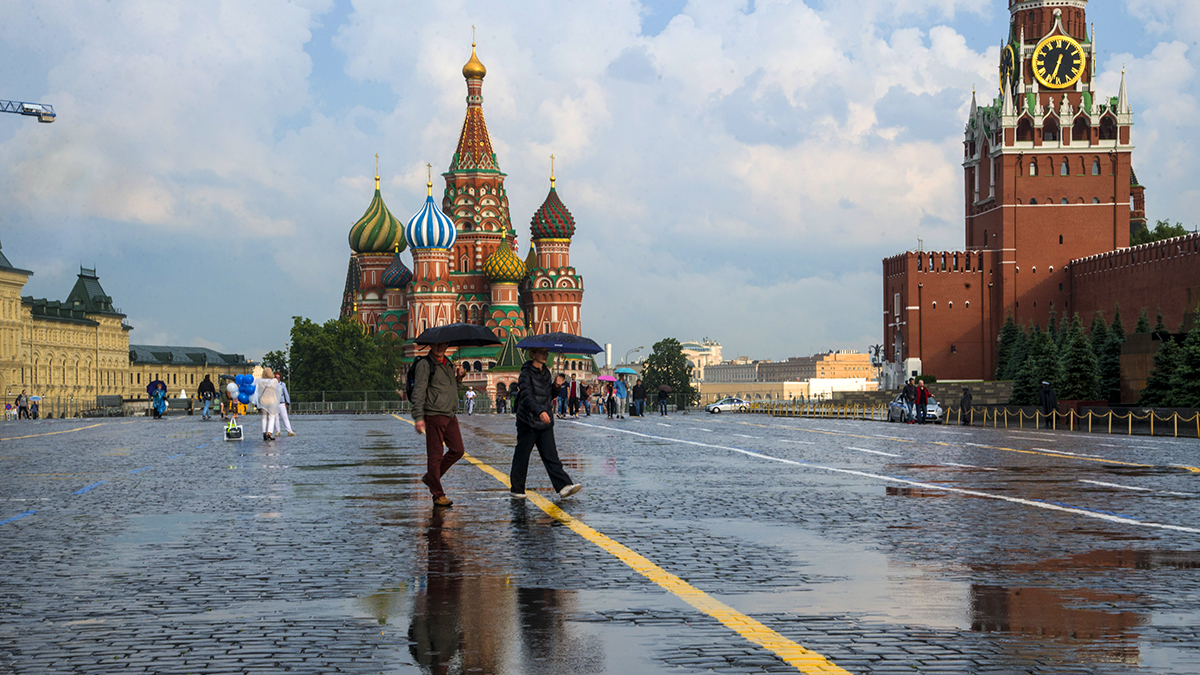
[1168,319,1200,407]
[1131,219,1189,246]
[1138,337,1181,407]
[288,317,400,402]
[1134,307,1151,334]
[1099,305,1126,403]
[1088,311,1109,362]
[641,338,695,405]
[262,349,289,380]
[994,314,1019,379]
[1153,308,1168,334]
[1004,323,1031,381]
[1047,304,1060,345]
[1058,313,1099,401]
[1013,326,1060,405]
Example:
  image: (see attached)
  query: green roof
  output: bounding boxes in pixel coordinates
[454,345,502,359]
[490,333,526,372]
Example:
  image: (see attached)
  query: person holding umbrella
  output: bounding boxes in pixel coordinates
[510,346,582,500]
[410,322,501,507]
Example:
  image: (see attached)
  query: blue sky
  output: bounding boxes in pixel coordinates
[1,0,1196,361]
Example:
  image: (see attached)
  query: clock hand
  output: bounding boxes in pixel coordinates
[1052,54,1064,81]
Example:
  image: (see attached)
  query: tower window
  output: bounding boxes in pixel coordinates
[1030,198,1037,205]
[1029,160,1038,177]
[1059,235,1063,244]
[1061,160,1069,176]
[1060,283,1064,291]
[1061,198,1068,204]
[1044,120,1060,142]
[1092,159,1101,175]
[1093,197,1100,204]
[1100,117,1118,141]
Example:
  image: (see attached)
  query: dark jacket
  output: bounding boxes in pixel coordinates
[516,361,556,431]
[632,383,646,400]
[901,383,917,403]
[197,377,217,400]
[1039,385,1058,414]
[657,389,668,402]
[411,355,461,421]
[960,390,973,410]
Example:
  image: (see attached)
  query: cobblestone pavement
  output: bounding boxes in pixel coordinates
[1,412,1197,674]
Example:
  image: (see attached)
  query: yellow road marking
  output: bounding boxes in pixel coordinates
[390,414,849,674]
[2,422,107,441]
[731,419,1183,472]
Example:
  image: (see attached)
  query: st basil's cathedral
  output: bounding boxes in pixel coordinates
[338,43,592,400]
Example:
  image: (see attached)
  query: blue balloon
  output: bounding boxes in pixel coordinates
[234,374,245,386]
[244,383,255,395]
[237,393,250,404]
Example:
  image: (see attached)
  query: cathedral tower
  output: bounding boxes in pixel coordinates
[404,172,458,337]
[341,159,404,332]
[481,234,527,338]
[528,168,584,335]
[444,42,514,326]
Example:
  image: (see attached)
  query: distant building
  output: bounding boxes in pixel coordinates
[128,345,255,398]
[703,361,759,383]
[680,339,722,381]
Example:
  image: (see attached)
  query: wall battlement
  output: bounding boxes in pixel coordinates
[884,250,988,278]
[1070,233,1200,275]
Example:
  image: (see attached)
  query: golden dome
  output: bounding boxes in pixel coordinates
[463,44,487,80]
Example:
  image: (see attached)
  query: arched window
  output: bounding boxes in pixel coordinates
[1061,160,1069,176]
[473,360,482,372]
[1061,198,1068,204]
[470,306,479,321]
[1073,117,1090,142]
[458,305,467,323]
[1092,197,1100,204]
[1092,159,1101,175]
[1100,116,1118,141]
[1029,159,1038,176]
[1030,198,1038,205]
[1017,118,1034,142]
[460,255,469,272]
[1044,119,1060,142]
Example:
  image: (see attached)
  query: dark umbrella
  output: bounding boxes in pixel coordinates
[146,379,166,396]
[658,384,673,393]
[516,332,604,354]
[415,323,502,347]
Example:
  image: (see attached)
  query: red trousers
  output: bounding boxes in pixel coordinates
[423,415,465,497]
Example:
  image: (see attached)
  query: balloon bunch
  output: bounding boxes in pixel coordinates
[228,374,256,404]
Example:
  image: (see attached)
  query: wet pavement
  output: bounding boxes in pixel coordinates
[0,412,1198,674]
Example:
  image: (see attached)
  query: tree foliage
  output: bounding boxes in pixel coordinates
[1130,219,1189,246]
[1138,337,1181,407]
[1098,305,1125,403]
[288,317,402,401]
[262,350,289,380]
[1168,320,1200,408]
[1058,313,1099,401]
[1134,307,1151,335]
[994,314,1019,380]
[641,338,695,404]
[1012,326,1060,405]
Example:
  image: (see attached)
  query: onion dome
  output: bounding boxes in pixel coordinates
[349,170,405,254]
[525,245,537,274]
[405,177,457,250]
[483,237,525,284]
[463,43,486,80]
[382,247,412,289]
[529,179,576,240]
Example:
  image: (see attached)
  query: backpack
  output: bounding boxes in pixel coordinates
[405,355,436,401]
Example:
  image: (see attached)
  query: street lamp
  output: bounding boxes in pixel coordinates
[624,346,643,365]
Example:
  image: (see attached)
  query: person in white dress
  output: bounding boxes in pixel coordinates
[255,368,281,441]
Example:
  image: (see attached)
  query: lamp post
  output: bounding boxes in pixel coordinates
[624,346,643,366]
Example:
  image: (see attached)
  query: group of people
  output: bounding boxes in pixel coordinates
[899,378,933,424]
[196,372,296,441]
[411,342,582,508]
[10,390,39,420]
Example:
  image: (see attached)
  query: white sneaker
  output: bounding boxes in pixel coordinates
[509,490,527,499]
[558,484,582,498]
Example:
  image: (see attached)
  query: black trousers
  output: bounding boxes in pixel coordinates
[510,423,573,494]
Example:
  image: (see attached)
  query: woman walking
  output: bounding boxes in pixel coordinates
[256,368,282,441]
[151,383,168,419]
[510,347,582,500]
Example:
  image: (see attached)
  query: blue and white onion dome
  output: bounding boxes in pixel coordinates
[404,179,457,250]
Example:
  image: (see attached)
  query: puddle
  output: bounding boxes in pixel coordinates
[886,486,950,498]
[112,512,222,545]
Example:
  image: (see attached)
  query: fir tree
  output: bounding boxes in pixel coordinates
[1013,327,1060,405]
[1004,323,1031,381]
[1134,307,1151,334]
[1139,337,1180,407]
[1168,319,1200,407]
[1099,305,1126,403]
[1058,313,1099,401]
[1153,308,1167,334]
[1047,304,1059,344]
[1089,311,1109,362]
[995,314,1019,379]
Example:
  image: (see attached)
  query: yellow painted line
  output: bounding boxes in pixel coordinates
[390,414,850,674]
[2,422,107,441]
[732,419,1182,472]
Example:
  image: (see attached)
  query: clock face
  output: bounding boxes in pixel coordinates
[1033,35,1085,89]
[999,44,1016,90]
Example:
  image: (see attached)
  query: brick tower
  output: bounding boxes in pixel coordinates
[528,167,584,335]
[481,234,527,338]
[340,160,405,332]
[404,172,458,338]
[883,0,1141,383]
[444,42,514,327]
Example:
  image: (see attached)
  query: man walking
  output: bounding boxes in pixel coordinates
[959,387,973,426]
[1039,381,1058,430]
[465,387,476,415]
[412,342,467,507]
[632,379,646,417]
[276,372,296,436]
[915,379,931,424]
[509,347,582,500]
[614,377,628,419]
[901,378,917,424]
[567,374,580,418]
[197,375,217,420]
[15,390,28,420]
[657,386,669,416]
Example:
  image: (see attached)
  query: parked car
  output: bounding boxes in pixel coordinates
[706,397,749,414]
[886,393,944,424]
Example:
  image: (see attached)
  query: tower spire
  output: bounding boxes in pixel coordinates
[375,153,380,190]
[426,163,433,197]
[550,154,556,189]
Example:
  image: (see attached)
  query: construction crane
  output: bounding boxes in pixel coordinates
[0,99,56,123]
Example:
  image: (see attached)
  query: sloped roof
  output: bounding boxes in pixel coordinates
[129,344,254,367]
[490,333,526,372]
[65,267,123,316]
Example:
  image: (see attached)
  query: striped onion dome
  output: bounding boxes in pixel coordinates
[381,249,412,289]
[349,180,405,254]
[482,237,525,283]
[405,182,457,250]
[530,184,575,240]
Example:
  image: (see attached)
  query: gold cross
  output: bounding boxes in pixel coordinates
[472,25,476,47]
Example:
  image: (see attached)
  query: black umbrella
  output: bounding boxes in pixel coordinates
[146,379,166,395]
[516,332,604,354]
[658,384,673,393]
[415,323,502,347]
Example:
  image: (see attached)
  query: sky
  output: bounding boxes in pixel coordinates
[1,0,1197,363]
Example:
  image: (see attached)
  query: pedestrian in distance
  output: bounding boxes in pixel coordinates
[581,382,591,416]
[197,375,217,420]
[614,377,628,419]
[412,342,467,508]
[15,390,28,420]
[915,379,931,424]
[275,371,296,436]
[959,387,973,426]
[555,374,567,418]
[567,374,580,418]
[632,379,646,417]
[465,387,476,416]
[657,387,669,416]
[256,368,282,441]
[151,382,168,420]
[508,383,518,415]
[510,347,582,500]
[495,388,507,414]
[901,378,917,424]
[605,384,615,419]
[1039,381,1058,429]
[29,399,39,420]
